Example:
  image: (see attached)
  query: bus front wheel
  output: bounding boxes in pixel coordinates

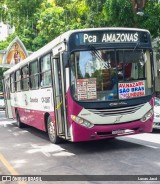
[47,116,61,144]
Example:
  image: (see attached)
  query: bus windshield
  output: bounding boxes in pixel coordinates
[71,49,153,101]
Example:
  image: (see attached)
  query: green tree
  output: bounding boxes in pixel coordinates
[36,2,65,42]
[103,0,135,27]
[3,0,43,51]
[136,0,160,38]
[63,0,89,30]
[103,0,160,38]
[85,0,107,27]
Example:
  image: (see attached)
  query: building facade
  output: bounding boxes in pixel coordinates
[0,22,15,41]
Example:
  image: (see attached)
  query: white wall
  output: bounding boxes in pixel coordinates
[0,22,15,41]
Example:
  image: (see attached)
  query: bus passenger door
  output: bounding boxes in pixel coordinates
[2,78,13,119]
[51,54,69,139]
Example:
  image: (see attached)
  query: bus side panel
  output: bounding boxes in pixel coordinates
[16,107,26,124]
[26,110,55,132]
[10,88,54,131]
[14,106,55,132]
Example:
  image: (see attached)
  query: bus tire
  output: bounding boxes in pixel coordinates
[16,111,24,128]
[47,116,61,144]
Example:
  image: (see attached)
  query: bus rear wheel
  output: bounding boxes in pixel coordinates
[16,111,24,128]
[47,116,61,144]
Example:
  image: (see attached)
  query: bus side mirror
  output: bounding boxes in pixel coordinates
[62,51,69,68]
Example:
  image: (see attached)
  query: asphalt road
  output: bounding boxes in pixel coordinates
[0,110,160,184]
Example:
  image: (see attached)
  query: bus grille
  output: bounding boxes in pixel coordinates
[87,103,145,117]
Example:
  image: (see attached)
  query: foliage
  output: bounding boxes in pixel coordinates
[103,0,160,38]
[103,0,135,27]
[36,2,65,42]
[1,0,160,51]
[3,0,44,51]
[136,0,160,38]
[0,0,160,93]
[85,0,107,27]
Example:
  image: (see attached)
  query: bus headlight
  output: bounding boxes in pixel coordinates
[71,115,94,128]
[140,109,154,122]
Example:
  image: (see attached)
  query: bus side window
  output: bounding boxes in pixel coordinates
[40,53,51,87]
[30,60,39,89]
[10,73,15,93]
[15,70,21,92]
[21,65,29,91]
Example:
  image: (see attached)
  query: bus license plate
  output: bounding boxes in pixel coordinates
[112,129,125,135]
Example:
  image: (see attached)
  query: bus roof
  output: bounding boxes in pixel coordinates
[3,27,150,77]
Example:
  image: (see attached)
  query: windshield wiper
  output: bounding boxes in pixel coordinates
[133,41,140,51]
[88,45,111,69]
[88,45,104,61]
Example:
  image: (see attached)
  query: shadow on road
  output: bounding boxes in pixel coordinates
[152,128,160,134]
[9,122,147,155]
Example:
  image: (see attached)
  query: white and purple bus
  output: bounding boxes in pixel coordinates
[3,28,155,143]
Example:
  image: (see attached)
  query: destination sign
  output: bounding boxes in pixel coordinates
[83,33,138,43]
[71,30,149,46]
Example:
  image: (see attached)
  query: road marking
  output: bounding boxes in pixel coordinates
[117,134,160,149]
[0,153,26,184]
[42,151,51,157]
[145,145,159,149]
[29,143,75,157]
[127,133,160,144]
[13,132,19,136]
